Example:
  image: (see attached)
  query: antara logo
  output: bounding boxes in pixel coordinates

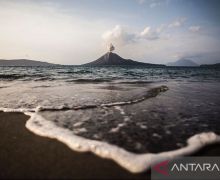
[152,160,170,176]
[152,160,220,176]
[171,163,220,172]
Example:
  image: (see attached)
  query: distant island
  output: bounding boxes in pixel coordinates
[167,59,198,67]
[200,63,220,67]
[0,59,58,66]
[83,52,165,67]
[82,43,165,67]
[0,56,218,68]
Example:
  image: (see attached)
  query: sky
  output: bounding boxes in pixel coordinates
[0,0,220,65]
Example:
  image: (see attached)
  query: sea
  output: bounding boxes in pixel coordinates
[0,66,220,173]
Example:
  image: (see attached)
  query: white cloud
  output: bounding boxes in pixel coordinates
[102,25,136,46]
[101,23,220,64]
[140,26,160,40]
[189,26,201,32]
[102,25,162,48]
[168,17,186,28]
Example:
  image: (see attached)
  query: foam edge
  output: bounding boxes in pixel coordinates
[23,112,220,173]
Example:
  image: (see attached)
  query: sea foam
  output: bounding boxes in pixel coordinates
[24,112,220,173]
[1,108,219,173]
[1,82,220,173]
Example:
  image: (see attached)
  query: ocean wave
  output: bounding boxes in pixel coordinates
[115,80,154,84]
[34,77,55,81]
[1,107,219,173]
[32,85,51,88]
[1,83,219,173]
[35,104,98,112]
[58,70,92,74]
[25,112,220,173]
[0,74,27,80]
[27,85,169,112]
[66,78,112,83]
[1,66,220,83]
[0,107,35,113]
[0,74,48,81]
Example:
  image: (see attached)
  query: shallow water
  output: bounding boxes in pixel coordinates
[0,66,220,172]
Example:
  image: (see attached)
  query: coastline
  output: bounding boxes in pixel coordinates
[0,112,148,179]
[0,111,220,179]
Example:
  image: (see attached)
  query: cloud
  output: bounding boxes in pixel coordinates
[102,25,163,47]
[1,1,219,65]
[168,17,186,28]
[102,25,136,46]
[101,23,220,64]
[188,26,201,32]
[140,26,160,40]
[0,0,107,65]
[137,0,166,8]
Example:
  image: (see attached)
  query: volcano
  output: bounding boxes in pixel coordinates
[83,52,165,67]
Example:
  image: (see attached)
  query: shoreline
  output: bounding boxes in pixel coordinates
[0,111,220,179]
[0,111,148,179]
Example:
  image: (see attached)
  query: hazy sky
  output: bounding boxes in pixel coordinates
[0,0,220,65]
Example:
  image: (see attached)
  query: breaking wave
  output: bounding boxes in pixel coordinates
[0,107,219,173]
[28,85,169,111]
[0,84,219,173]
[1,66,220,173]
[66,78,113,83]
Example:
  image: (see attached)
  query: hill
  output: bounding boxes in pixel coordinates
[167,59,198,67]
[0,59,58,66]
[83,52,165,67]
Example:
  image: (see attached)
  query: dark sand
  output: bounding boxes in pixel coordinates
[0,112,220,179]
[0,112,148,179]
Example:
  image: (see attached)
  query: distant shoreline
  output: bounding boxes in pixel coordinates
[1,57,219,67]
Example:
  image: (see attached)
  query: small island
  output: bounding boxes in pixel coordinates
[83,44,165,67]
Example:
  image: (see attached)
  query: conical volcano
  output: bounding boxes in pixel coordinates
[83,52,164,67]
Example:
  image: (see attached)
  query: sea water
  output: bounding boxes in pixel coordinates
[0,66,220,172]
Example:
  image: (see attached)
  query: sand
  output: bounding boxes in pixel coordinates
[0,111,219,179]
[0,112,148,179]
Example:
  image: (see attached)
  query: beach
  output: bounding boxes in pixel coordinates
[0,112,149,179]
[1,0,220,178]
[0,66,220,178]
[1,111,220,179]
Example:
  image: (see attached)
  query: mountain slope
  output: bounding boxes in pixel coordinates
[83,52,165,67]
[0,59,58,66]
[167,59,198,67]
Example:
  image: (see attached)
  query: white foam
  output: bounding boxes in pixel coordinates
[74,128,87,134]
[73,122,84,127]
[0,107,35,113]
[1,108,220,173]
[114,106,125,115]
[109,123,126,133]
[24,112,220,173]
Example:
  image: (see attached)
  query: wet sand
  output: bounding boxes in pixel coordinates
[0,112,220,179]
[0,112,148,179]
